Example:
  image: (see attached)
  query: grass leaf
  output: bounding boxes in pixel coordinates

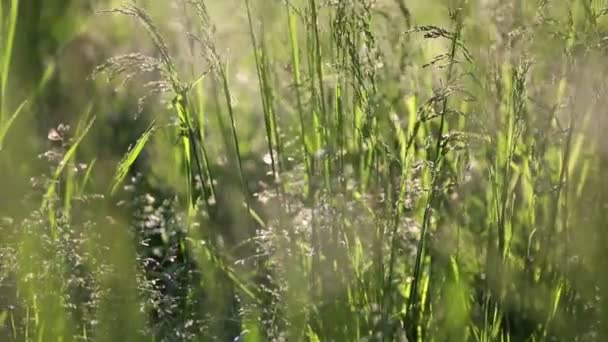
[0,99,27,151]
[110,120,156,195]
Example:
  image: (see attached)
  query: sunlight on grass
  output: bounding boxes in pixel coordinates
[2,0,608,341]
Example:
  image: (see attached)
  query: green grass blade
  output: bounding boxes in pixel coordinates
[110,120,156,195]
[0,0,19,124]
[0,60,54,151]
[0,99,27,151]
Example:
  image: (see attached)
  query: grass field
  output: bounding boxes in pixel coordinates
[2,0,608,341]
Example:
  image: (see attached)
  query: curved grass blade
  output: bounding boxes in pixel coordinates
[110,120,156,195]
[0,99,27,151]
[0,61,55,151]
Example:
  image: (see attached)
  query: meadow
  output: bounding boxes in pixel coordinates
[2,0,608,341]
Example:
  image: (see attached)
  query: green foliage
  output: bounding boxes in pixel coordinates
[110,120,156,195]
[3,0,608,341]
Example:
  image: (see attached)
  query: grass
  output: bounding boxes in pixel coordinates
[2,0,608,341]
